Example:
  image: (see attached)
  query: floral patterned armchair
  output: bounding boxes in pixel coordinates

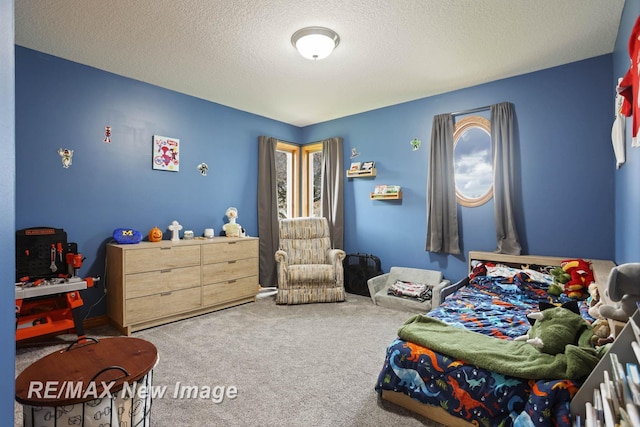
[275,217,346,305]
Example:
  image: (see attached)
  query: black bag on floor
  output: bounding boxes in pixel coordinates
[343,253,382,296]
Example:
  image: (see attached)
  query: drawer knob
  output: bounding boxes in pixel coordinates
[228,260,237,264]
[160,291,172,296]
[228,279,237,284]
[160,247,172,251]
[160,269,172,273]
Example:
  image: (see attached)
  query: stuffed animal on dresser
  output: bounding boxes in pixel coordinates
[598,263,640,322]
[222,207,242,238]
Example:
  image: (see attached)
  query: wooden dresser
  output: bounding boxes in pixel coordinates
[106,237,259,335]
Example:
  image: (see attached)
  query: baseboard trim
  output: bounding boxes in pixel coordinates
[84,315,110,331]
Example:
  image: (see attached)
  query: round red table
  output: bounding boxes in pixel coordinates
[16,337,158,426]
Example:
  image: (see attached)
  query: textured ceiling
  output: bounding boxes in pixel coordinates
[15,1,625,127]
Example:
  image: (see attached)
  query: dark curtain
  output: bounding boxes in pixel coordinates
[425,113,460,254]
[491,102,521,255]
[257,136,279,286]
[320,137,344,249]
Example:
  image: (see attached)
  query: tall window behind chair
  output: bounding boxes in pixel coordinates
[258,136,345,287]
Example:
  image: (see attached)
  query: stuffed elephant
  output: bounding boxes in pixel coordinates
[598,263,640,322]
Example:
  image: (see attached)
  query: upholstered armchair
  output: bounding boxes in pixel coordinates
[275,217,346,305]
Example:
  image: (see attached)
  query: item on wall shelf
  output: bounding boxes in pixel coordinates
[183,230,194,240]
[410,138,421,151]
[374,185,401,195]
[197,162,208,176]
[103,126,112,143]
[346,165,376,178]
[112,228,142,244]
[204,228,214,239]
[222,207,243,238]
[168,220,183,242]
[351,148,360,158]
[57,148,73,168]
[148,226,163,242]
[372,185,402,200]
[361,161,375,170]
[349,162,362,171]
[152,135,180,171]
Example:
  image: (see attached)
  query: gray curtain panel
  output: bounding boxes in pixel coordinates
[491,102,522,255]
[425,114,460,254]
[257,136,279,287]
[320,137,344,249]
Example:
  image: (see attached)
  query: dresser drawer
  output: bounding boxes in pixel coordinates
[202,258,258,285]
[125,265,201,299]
[202,276,258,306]
[126,287,201,325]
[202,239,258,264]
[124,245,201,274]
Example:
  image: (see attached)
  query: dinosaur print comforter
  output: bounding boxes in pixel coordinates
[375,264,592,427]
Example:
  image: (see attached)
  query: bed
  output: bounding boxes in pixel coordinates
[374,251,617,427]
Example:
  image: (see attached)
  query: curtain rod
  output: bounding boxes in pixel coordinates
[450,104,491,117]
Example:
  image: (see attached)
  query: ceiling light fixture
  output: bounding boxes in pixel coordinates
[291,26,340,60]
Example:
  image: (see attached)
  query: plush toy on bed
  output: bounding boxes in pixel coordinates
[515,301,594,355]
[598,263,640,322]
[590,319,613,347]
[549,260,591,298]
[586,282,604,319]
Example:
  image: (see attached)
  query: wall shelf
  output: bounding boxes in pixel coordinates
[370,191,402,200]
[347,168,376,178]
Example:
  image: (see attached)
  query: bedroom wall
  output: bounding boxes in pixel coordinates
[613,0,640,265]
[15,46,301,318]
[0,0,15,420]
[303,54,616,282]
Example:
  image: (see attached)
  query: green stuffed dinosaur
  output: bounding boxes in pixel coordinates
[515,301,600,371]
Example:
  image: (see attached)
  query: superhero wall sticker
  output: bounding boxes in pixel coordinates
[152,135,180,172]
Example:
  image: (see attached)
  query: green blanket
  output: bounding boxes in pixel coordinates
[397,314,600,380]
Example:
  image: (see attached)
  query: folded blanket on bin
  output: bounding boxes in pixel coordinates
[387,280,432,301]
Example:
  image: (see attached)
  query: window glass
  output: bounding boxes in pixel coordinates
[276,142,299,219]
[302,143,323,217]
[453,116,493,207]
[276,141,323,218]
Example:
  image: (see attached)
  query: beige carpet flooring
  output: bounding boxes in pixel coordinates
[15,293,445,427]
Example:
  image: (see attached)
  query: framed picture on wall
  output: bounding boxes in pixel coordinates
[152,135,180,171]
[349,162,361,171]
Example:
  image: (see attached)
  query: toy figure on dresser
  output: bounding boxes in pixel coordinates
[222,207,244,237]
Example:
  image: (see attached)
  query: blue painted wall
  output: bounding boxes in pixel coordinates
[614,0,640,264]
[1,0,15,421]
[15,48,617,300]
[304,54,616,281]
[15,46,301,318]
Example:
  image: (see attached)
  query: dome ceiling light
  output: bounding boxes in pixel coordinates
[291,26,340,60]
